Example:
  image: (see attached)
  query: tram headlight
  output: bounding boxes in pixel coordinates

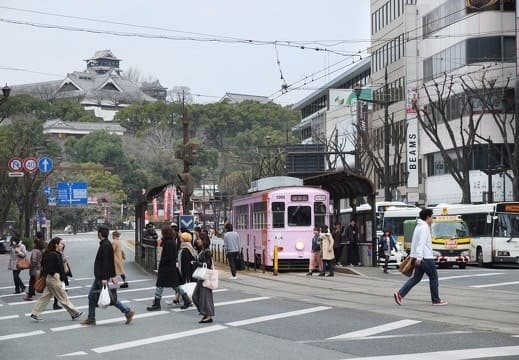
[295,241,305,251]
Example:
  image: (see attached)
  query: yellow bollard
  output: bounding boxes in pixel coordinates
[273,245,279,276]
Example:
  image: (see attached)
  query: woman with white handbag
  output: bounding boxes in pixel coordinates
[191,232,215,324]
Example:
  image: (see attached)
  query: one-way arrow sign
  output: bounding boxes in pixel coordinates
[38,157,54,173]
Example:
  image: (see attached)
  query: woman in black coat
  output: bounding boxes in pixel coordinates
[192,232,215,323]
[146,225,192,311]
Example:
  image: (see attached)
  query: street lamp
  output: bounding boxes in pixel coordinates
[354,68,392,201]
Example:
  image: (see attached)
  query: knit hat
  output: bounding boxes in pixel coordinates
[180,232,192,242]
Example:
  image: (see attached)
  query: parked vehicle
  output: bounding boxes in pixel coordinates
[0,234,12,254]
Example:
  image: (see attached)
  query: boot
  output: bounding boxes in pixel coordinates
[180,293,192,310]
[146,297,161,311]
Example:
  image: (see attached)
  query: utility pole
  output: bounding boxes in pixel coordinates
[383,67,391,201]
[178,90,194,214]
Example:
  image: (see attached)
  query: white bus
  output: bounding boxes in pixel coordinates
[339,201,419,236]
[432,202,519,266]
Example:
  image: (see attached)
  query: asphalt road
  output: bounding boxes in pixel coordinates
[0,231,518,359]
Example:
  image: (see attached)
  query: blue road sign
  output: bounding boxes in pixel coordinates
[179,215,194,231]
[57,182,88,206]
[43,186,52,196]
[38,157,53,173]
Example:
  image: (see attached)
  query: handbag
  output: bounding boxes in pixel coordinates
[192,263,208,280]
[16,257,30,270]
[399,256,416,277]
[34,275,46,293]
[202,268,219,290]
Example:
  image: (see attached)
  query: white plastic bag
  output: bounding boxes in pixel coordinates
[180,282,196,297]
[97,284,111,308]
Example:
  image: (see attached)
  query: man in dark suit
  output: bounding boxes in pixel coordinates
[81,225,135,326]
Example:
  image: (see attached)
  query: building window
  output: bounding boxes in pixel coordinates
[423,36,515,82]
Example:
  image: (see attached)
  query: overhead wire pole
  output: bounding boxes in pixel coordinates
[178,90,193,215]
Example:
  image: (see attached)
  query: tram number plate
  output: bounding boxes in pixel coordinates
[445,240,458,249]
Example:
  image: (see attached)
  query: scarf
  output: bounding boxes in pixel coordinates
[180,242,198,258]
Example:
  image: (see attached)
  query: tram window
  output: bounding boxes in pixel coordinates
[314,202,326,214]
[287,206,311,226]
[272,202,285,228]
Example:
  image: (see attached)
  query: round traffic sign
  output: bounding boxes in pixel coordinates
[8,157,23,172]
[23,157,38,173]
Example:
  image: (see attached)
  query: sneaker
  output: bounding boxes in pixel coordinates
[432,300,448,306]
[119,282,129,289]
[306,272,312,276]
[71,311,83,321]
[125,310,135,325]
[30,314,43,322]
[393,292,402,306]
[229,276,237,280]
[80,318,96,326]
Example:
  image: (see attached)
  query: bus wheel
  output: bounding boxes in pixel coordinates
[476,248,484,267]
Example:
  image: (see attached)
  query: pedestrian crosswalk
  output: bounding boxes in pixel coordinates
[0,276,518,359]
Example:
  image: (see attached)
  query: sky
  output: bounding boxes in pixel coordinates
[0,1,371,106]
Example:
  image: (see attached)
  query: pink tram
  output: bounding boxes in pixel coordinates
[231,177,330,270]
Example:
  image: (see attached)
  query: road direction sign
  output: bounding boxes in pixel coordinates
[180,215,194,231]
[8,157,23,172]
[48,196,57,206]
[38,157,53,173]
[57,182,88,206]
[43,186,52,196]
[23,157,38,173]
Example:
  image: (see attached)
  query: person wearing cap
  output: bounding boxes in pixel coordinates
[112,231,128,288]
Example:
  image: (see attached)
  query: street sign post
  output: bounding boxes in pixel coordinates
[179,215,194,231]
[57,182,88,206]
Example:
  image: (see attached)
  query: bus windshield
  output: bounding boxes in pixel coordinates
[495,213,519,237]
[431,222,469,238]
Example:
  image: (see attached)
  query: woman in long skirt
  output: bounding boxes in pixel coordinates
[192,232,214,323]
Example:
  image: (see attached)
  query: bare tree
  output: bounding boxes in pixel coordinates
[460,74,518,201]
[168,86,193,104]
[414,74,485,204]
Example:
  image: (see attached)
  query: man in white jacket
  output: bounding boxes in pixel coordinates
[393,208,448,306]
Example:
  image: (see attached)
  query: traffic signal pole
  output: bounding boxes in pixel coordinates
[180,92,193,214]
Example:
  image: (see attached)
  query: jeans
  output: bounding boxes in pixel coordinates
[227,251,239,277]
[154,285,185,299]
[398,258,440,303]
[87,279,130,320]
[13,270,25,293]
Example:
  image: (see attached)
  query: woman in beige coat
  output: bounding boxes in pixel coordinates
[319,225,335,277]
[112,231,128,288]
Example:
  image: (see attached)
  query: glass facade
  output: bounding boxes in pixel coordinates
[423,0,515,38]
[424,36,516,82]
